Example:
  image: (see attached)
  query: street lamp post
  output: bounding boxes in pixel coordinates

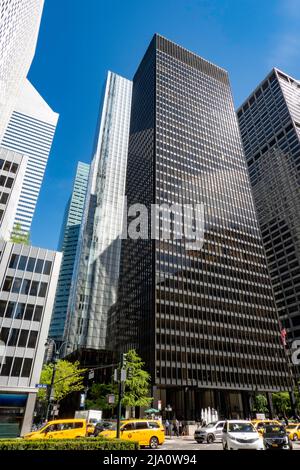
[45,340,68,421]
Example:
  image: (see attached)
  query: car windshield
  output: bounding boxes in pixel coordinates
[206,422,217,429]
[228,422,254,433]
[264,425,285,434]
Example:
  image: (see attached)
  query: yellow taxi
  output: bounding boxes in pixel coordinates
[251,419,281,435]
[24,419,87,439]
[286,423,300,441]
[99,419,165,448]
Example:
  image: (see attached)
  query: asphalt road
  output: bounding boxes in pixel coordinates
[158,436,300,451]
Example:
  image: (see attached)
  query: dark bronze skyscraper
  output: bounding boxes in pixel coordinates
[114,35,291,418]
[237,69,300,357]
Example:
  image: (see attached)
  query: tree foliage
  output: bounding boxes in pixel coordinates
[122,349,152,408]
[38,360,86,403]
[86,383,117,411]
[272,392,291,414]
[253,394,268,414]
[10,223,30,245]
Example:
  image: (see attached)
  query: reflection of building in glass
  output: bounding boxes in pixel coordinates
[49,162,90,343]
[0,241,61,437]
[64,72,132,355]
[113,35,291,419]
[237,69,300,351]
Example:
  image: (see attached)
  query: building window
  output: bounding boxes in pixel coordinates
[11,357,23,376]
[43,261,52,275]
[2,276,13,292]
[21,358,32,378]
[28,331,38,349]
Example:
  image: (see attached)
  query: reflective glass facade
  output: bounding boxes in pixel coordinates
[65,72,132,352]
[237,68,300,348]
[115,35,290,416]
[49,161,89,342]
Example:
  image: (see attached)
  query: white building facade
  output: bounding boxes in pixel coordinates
[0,241,61,437]
[0,0,44,142]
[1,79,59,235]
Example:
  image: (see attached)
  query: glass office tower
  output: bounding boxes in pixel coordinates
[115,35,291,418]
[64,72,132,355]
[237,68,300,353]
[49,162,89,343]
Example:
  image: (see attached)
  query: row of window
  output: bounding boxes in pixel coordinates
[0,327,38,349]
[9,254,52,275]
[0,356,32,378]
[0,300,43,322]
[2,276,48,298]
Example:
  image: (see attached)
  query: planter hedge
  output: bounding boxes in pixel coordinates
[0,437,139,451]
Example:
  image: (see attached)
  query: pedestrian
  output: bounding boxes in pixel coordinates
[165,419,170,436]
[182,420,187,436]
[178,420,183,436]
[173,419,179,437]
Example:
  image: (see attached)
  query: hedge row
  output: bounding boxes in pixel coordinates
[0,437,139,451]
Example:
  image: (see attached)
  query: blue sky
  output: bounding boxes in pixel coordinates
[28,0,300,250]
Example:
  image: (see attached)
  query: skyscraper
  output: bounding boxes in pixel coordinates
[49,161,90,343]
[0,0,44,141]
[237,68,300,351]
[114,35,291,418]
[64,71,132,357]
[1,78,59,235]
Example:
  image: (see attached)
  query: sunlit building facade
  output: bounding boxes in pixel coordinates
[64,72,132,354]
[237,68,300,351]
[114,35,291,418]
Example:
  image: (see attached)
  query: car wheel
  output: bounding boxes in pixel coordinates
[293,434,298,441]
[149,436,159,449]
[207,434,215,444]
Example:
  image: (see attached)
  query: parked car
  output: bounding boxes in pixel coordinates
[222,420,264,450]
[263,424,292,450]
[24,419,87,440]
[285,423,300,441]
[99,419,165,448]
[194,421,225,443]
[93,420,116,437]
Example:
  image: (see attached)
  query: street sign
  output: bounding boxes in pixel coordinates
[88,369,94,380]
[35,384,48,389]
[107,394,115,404]
[120,368,127,382]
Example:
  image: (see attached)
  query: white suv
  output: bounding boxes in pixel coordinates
[222,420,264,450]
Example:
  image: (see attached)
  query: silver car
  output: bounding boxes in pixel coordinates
[194,421,225,444]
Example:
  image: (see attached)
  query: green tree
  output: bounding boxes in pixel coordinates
[38,360,86,403]
[272,392,291,415]
[122,349,152,408]
[10,223,30,245]
[86,383,117,411]
[253,394,268,414]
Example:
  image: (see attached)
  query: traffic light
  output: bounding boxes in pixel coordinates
[122,353,127,367]
[127,367,133,379]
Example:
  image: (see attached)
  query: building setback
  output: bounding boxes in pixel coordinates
[113,35,291,419]
[1,79,59,236]
[49,161,90,343]
[237,69,300,353]
[64,72,132,356]
[0,241,61,437]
